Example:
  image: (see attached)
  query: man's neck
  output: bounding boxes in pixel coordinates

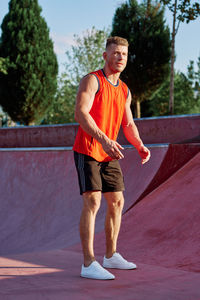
[103,67,120,85]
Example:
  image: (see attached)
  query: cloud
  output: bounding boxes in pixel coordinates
[50,33,76,55]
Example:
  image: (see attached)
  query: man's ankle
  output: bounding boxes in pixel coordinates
[84,257,96,267]
[105,251,116,259]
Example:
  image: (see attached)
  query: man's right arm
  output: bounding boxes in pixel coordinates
[74,75,124,160]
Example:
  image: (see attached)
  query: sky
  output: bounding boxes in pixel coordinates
[0,0,200,76]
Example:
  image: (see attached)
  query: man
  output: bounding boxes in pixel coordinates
[73,36,150,280]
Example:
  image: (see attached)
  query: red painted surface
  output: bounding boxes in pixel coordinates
[118,114,200,145]
[0,150,81,255]
[124,143,200,210]
[0,145,170,255]
[0,123,79,148]
[94,152,200,274]
[0,144,200,299]
[0,114,199,148]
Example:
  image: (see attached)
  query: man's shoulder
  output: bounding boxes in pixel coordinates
[86,70,103,92]
[78,71,100,94]
[88,69,103,79]
[89,69,102,75]
[82,69,102,83]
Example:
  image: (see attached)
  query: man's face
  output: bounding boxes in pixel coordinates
[104,43,128,73]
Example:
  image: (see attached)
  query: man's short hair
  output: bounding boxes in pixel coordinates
[106,36,129,49]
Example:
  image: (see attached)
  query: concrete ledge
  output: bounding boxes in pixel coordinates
[0,114,199,147]
[0,123,78,148]
[118,114,200,145]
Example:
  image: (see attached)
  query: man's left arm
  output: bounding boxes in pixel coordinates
[122,92,151,164]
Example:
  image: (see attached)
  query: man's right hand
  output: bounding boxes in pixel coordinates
[102,139,124,160]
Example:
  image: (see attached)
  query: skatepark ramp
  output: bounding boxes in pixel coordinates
[0,115,200,299]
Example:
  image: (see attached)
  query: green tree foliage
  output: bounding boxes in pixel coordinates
[64,26,109,86]
[43,27,109,124]
[42,76,77,124]
[0,0,58,125]
[141,71,200,116]
[0,57,9,74]
[187,55,200,97]
[159,0,200,114]
[111,0,171,118]
[161,0,200,23]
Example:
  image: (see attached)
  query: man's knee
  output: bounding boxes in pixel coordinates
[104,192,124,214]
[109,199,124,214]
[82,191,102,214]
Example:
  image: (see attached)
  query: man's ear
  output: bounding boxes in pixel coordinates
[103,51,107,61]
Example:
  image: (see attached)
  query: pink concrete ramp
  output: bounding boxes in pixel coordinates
[0,149,82,255]
[0,144,199,254]
[1,144,198,255]
[0,145,170,255]
[94,151,200,274]
[0,145,200,299]
[122,143,200,212]
[1,115,199,148]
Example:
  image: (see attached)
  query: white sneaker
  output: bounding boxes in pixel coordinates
[103,253,137,270]
[81,261,115,280]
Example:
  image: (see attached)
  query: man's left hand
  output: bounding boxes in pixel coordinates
[138,145,151,164]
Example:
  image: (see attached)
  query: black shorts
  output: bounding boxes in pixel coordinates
[74,151,125,195]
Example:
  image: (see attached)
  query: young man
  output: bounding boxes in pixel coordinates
[73,36,150,280]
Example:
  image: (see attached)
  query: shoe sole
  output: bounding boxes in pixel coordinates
[103,265,137,270]
[81,274,115,280]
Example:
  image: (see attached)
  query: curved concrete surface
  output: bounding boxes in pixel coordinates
[121,145,168,211]
[94,152,200,273]
[0,150,81,255]
[125,143,200,211]
[2,144,197,255]
[0,145,169,255]
[0,144,200,299]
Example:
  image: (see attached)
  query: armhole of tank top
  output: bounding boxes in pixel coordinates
[127,88,130,99]
[90,73,100,94]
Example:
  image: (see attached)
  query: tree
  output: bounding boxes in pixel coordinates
[43,27,109,124]
[141,71,200,116]
[159,0,200,114]
[64,26,109,86]
[42,75,77,124]
[187,55,200,97]
[0,0,58,125]
[0,57,9,74]
[111,0,171,118]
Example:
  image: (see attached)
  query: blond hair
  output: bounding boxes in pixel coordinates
[106,36,129,49]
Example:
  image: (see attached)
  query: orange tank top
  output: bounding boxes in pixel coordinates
[73,69,129,162]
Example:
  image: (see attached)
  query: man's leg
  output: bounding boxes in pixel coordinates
[103,191,137,270]
[79,191,101,267]
[104,191,124,258]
